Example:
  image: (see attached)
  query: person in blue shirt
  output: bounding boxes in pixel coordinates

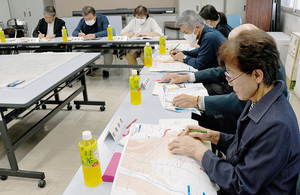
[168,29,300,195]
[73,6,112,78]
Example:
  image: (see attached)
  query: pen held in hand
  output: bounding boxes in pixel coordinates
[172,43,180,51]
[38,30,42,34]
[183,129,207,133]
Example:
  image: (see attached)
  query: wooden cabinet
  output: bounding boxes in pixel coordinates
[245,0,273,31]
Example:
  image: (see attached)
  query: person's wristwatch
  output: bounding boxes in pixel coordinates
[183,55,187,61]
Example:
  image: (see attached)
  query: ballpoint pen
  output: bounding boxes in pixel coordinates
[38,30,42,34]
[7,80,25,87]
[183,129,207,133]
[172,43,180,51]
[126,118,137,129]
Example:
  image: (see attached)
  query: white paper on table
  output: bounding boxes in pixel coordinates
[157,63,197,72]
[159,118,198,127]
[152,82,168,95]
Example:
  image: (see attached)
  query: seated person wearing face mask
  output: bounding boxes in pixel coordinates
[72,6,112,78]
[170,10,226,71]
[121,5,163,65]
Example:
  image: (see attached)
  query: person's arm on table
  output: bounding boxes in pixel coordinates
[182,38,217,70]
[32,19,43,38]
[168,125,220,162]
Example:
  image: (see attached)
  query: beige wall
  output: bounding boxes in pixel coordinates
[54,0,178,17]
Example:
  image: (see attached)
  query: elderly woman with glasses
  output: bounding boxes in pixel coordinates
[168,29,300,194]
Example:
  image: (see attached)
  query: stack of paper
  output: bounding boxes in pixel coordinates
[111,123,217,195]
[149,55,197,72]
[152,82,208,113]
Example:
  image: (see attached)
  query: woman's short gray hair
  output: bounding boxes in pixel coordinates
[176,10,204,29]
[43,6,56,16]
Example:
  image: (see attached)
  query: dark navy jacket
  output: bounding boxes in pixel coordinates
[72,14,109,38]
[215,22,233,38]
[194,62,288,115]
[202,81,300,194]
[182,25,226,70]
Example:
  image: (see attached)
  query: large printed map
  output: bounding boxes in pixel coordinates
[111,124,218,195]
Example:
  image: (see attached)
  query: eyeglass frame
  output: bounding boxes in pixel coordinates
[224,71,245,84]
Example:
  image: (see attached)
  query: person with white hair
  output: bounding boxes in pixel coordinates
[170,10,226,71]
[32,6,65,39]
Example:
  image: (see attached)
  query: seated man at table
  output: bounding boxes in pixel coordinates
[162,24,288,134]
[72,6,113,78]
[32,6,65,39]
[171,10,226,71]
[121,5,163,65]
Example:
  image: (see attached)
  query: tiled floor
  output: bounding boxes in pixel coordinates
[0,57,300,194]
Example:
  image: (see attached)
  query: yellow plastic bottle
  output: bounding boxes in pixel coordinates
[0,28,6,43]
[79,131,103,187]
[62,26,68,42]
[107,25,113,41]
[144,42,152,67]
[130,70,142,105]
[159,36,166,54]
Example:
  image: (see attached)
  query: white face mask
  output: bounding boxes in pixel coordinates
[184,28,197,44]
[136,18,146,25]
[85,19,95,26]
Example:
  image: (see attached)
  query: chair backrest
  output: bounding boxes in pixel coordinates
[4,27,17,38]
[60,15,122,36]
[106,15,122,36]
[226,14,242,29]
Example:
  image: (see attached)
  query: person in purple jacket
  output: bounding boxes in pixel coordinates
[168,29,300,194]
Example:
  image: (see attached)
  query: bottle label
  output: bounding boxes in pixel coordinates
[0,31,4,37]
[144,46,152,57]
[79,143,100,167]
[159,38,165,46]
[107,28,112,35]
[130,76,141,92]
[62,29,67,36]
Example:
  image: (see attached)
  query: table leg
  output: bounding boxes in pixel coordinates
[74,70,106,111]
[0,111,45,184]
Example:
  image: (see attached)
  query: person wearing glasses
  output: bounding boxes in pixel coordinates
[168,29,300,194]
[161,24,288,134]
[32,6,65,39]
[72,6,113,78]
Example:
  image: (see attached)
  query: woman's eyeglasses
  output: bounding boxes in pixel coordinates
[225,71,245,84]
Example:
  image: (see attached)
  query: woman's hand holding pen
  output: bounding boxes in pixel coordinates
[128,32,135,37]
[168,125,219,161]
[179,125,220,145]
